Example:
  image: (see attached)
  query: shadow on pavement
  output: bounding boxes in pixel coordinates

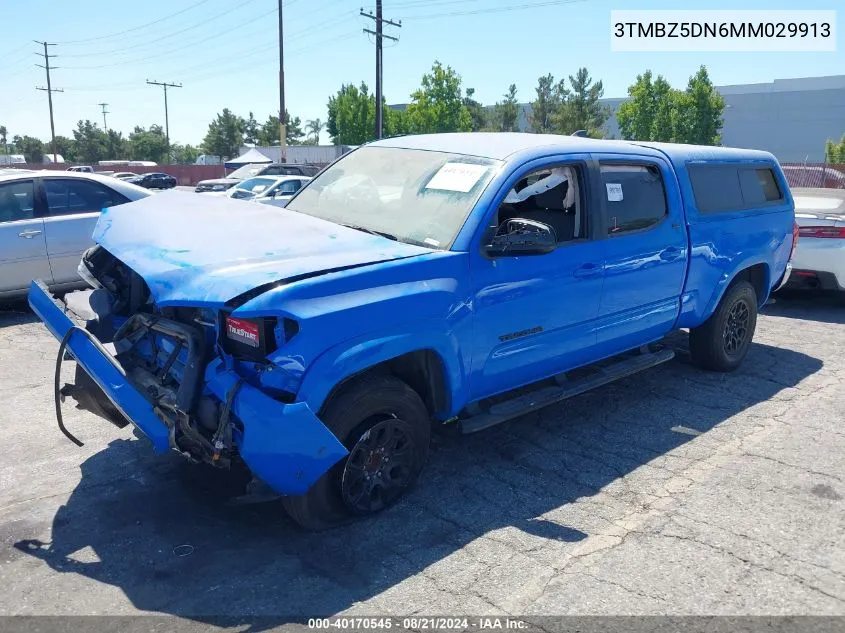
[0,302,37,328]
[12,335,822,626]
[765,290,845,324]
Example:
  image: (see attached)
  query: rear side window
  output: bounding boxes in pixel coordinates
[45,179,129,216]
[688,164,783,213]
[600,164,667,235]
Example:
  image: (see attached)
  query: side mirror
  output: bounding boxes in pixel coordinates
[485,218,557,256]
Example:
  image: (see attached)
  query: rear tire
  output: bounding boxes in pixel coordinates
[282,374,431,531]
[689,280,758,372]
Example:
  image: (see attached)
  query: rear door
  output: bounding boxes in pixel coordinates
[592,154,688,354]
[0,178,53,293]
[42,177,130,284]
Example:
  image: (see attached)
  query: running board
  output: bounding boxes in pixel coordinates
[458,348,675,435]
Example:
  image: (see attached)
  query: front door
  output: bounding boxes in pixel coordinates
[469,156,606,401]
[0,179,53,294]
[592,154,688,354]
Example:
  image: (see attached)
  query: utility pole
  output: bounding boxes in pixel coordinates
[362,2,401,139]
[98,102,109,131]
[146,79,182,147]
[35,41,62,164]
[278,0,286,162]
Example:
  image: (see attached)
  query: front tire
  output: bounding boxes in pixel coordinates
[689,280,758,372]
[282,374,431,531]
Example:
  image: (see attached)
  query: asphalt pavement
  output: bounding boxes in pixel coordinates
[0,292,843,620]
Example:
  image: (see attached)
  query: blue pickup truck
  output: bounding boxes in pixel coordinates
[29,133,797,530]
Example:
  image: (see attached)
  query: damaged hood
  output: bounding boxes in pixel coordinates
[93,190,432,307]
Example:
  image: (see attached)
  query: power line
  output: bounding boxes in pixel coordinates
[98,102,110,131]
[60,0,262,58]
[400,0,586,20]
[35,41,62,163]
[146,80,182,147]
[56,0,213,44]
[362,2,401,139]
[279,0,286,162]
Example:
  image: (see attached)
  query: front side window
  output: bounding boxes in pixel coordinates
[286,146,500,249]
[495,164,586,243]
[0,180,35,222]
[600,164,667,234]
[45,179,128,215]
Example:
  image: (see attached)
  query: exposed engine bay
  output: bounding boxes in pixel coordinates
[62,245,281,472]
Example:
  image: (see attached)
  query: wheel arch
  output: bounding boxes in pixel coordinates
[297,327,467,422]
[703,260,770,320]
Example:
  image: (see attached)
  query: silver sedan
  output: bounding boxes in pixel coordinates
[0,170,151,299]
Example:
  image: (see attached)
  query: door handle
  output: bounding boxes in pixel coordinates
[18,230,42,239]
[574,262,602,278]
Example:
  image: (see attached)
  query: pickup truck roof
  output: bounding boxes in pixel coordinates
[370,133,776,166]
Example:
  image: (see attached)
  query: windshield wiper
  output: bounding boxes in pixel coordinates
[338,223,399,242]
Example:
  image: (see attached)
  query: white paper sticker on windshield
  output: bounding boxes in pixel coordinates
[425,163,489,193]
[606,183,623,202]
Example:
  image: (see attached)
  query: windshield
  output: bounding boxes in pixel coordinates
[230,177,278,200]
[285,146,500,249]
[228,163,270,180]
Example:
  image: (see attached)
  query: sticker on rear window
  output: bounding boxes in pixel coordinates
[425,163,489,193]
[606,183,623,202]
[226,317,260,348]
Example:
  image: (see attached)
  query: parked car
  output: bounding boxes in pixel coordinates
[110,172,139,180]
[779,187,845,294]
[0,170,150,299]
[195,162,319,193]
[66,166,94,173]
[127,172,177,190]
[29,133,796,530]
[225,175,311,207]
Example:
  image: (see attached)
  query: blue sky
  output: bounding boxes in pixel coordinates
[1,0,841,147]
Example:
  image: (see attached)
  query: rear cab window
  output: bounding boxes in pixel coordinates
[687,163,784,213]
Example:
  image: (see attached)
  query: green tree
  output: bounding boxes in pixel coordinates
[326,83,376,145]
[53,135,78,162]
[128,125,169,162]
[616,70,657,141]
[257,111,304,146]
[463,87,486,132]
[490,84,520,132]
[406,61,472,134]
[13,135,44,163]
[305,118,324,144]
[0,126,7,155]
[528,74,563,133]
[825,136,845,163]
[385,107,410,137]
[171,143,201,164]
[675,66,725,145]
[243,112,260,145]
[560,67,608,137]
[72,119,108,163]
[651,76,678,142]
[104,130,128,160]
[202,108,244,159]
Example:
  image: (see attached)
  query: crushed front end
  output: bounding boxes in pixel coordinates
[29,245,348,497]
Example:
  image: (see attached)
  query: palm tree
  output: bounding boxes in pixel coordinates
[0,126,7,155]
[305,118,324,144]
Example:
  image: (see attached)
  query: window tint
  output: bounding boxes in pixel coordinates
[600,164,667,235]
[263,165,302,176]
[45,179,129,216]
[276,179,302,194]
[689,164,783,213]
[0,180,36,223]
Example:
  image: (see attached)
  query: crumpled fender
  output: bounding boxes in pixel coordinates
[296,321,469,419]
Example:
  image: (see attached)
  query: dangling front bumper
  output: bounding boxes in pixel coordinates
[28,280,349,496]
